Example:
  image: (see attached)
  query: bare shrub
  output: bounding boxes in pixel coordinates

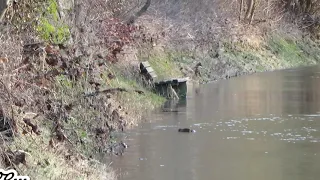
[280,0,320,15]
[65,0,142,63]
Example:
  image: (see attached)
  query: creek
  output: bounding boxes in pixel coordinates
[110,65,320,180]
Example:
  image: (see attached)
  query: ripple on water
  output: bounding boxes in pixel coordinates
[226,137,240,140]
[241,130,253,134]
[280,137,307,141]
[205,114,320,143]
[310,139,320,143]
[152,125,178,130]
[302,127,317,132]
[270,133,283,137]
[193,122,212,127]
[303,114,320,117]
[149,114,319,144]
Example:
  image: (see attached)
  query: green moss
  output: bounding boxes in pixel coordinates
[46,0,59,21]
[36,0,70,44]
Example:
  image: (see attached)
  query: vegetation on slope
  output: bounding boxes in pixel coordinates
[0,0,165,179]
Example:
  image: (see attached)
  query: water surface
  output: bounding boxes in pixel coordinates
[110,66,320,180]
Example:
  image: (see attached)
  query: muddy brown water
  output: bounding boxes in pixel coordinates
[108,65,320,180]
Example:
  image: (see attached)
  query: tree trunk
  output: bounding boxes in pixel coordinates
[127,0,151,24]
[245,0,255,20]
[0,0,8,22]
[304,0,312,13]
[239,0,244,21]
[249,0,256,24]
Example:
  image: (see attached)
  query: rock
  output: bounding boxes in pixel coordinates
[57,0,74,19]
[59,49,69,60]
[56,0,74,45]
[108,73,115,79]
[111,110,120,122]
[111,141,128,156]
[1,150,28,167]
[95,127,108,136]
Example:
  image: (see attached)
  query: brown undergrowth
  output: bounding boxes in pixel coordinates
[0,1,165,178]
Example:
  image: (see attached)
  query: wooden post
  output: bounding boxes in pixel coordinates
[167,84,179,100]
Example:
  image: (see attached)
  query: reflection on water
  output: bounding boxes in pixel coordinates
[110,66,320,180]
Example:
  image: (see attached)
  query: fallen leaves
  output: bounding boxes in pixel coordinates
[0,57,8,63]
[99,18,137,62]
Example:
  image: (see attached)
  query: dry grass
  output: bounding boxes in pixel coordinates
[104,64,166,122]
[6,125,116,180]
[0,2,168,178]
[0,23,118,179]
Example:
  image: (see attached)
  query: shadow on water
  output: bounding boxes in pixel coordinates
[109,65,320,180]
[161,99,187,112]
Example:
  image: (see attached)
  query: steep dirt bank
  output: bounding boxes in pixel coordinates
[0,27,166,180]
[0,1,166,179]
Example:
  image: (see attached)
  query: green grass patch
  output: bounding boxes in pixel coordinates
[218,33,320,75]
[9,126,114,180]
[56,74,74,89]
[102,68,166,111]
[166,51,195,64]
[147,54,183,80]
[222,41,268,72]
[268,35,319,67]
[52,67,166,156]
[268,35,305,66]
[53,74,102,156]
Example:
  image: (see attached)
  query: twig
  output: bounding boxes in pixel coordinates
[83,87,144,97]
[0,79,17,133]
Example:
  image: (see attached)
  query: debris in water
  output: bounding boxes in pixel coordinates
[178,128,196,133]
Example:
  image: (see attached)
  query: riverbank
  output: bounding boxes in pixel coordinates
[0,0,319,179]
[0,1,166,179]
[133,12,320,83]
[177,30,320,83]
